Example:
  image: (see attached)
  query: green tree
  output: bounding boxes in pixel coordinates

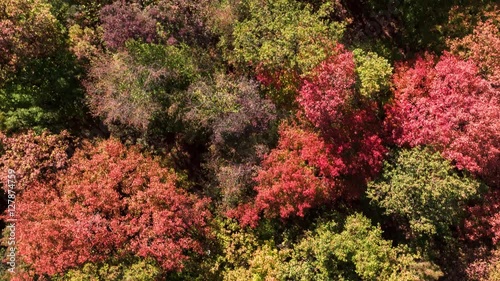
[229,0,346,107]
[55,256,162,281]
[0,52,86,133]
[223,214,442,280]
[352,48,392,99]
[0,0,87,133]
[367,147,482,240]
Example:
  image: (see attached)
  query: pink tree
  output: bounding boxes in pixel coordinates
[386,53,499,186]
[298,44,357,128]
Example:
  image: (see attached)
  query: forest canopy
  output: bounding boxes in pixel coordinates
[0,0,498,280]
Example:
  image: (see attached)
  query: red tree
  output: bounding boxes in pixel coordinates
[386,53,500,186]
[297,44,356,129]
[297,44,387,184]
[231,45,390,228]
[228,123,346,227]
[15,139,211,276]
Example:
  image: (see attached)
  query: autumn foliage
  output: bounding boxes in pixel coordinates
[15,139,210,276]
[0,130,70,191]
[448,19,500,87]
[386,53,500,186]
[228,123,345,226]
[1,0,500,279]
[100,1,159,49]
[298,44,387,184]
[0,0,63,80]
[84,41,196,131]
[465,189,500,245]
[298,44,357,127]
[230,44,390,227]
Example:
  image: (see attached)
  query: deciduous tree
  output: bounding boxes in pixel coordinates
[228,123,345,227]
[230,0,346,106]
[0,0,86,133]
[368,147,481,240]
[386,53,499,186]
[85,41,197,131]
[100,1,159,50]
[0,0,64,82]
[224,214,442,280]
[298,44,356,126]
[183,74,277,211]
[465,189,500,246]
[183,74,276,158]
[15,139,211,276]
[352,48,393,99]
[54,256,162,281]
[298,44,387,186]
